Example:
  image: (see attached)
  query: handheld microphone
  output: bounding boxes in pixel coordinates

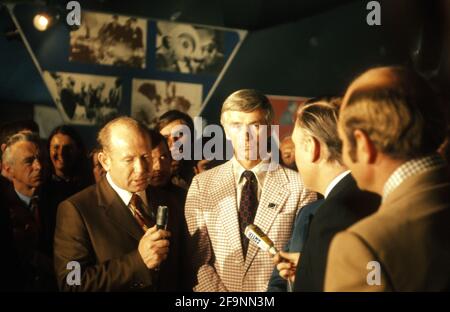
[156,205,168,230]
[244,224,278,256]
[244,224,294,292]
[154,205,169,274]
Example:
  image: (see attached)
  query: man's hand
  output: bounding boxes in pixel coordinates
[273,251,300,283]
[138,225,171,269]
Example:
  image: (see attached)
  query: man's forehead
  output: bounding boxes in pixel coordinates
[224,109,267,123]
[12,141,39,155]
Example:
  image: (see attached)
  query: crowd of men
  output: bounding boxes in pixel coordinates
[1,66,449,292]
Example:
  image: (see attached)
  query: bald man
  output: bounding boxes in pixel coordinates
[54,117,172,291]
[325,66,450,291]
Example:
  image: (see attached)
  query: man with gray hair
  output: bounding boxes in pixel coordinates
[185,89,316,291]
[54,116,172,291]
[2,132,56,290]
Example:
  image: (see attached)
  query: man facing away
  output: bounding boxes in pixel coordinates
[325,66,450,291]
[272,98,380,291]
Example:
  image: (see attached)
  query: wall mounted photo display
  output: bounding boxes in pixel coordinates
[69,11,147,68]
[43,71,123,125]
[131,78,202,128]
[33,105,64,138]
[155,21,226,75]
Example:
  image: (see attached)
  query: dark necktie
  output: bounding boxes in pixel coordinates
[238,170,258,258]
[29,196,41,230]
[129,193,154,232]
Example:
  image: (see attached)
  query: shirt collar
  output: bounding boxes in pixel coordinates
[232,157,269,188]
[324,170,351,198]
[106,172,148,207]
[382,154,446,201]
[15,190,32,207]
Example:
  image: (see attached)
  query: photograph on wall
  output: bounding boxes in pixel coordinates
[131,79,202,128]
[43,71,123,125]
[155,21,226,74]
[33,105,64,138]
[267,95,309,140]
[69,11,147,68]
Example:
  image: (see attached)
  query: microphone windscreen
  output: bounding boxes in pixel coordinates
[156,205,168,230]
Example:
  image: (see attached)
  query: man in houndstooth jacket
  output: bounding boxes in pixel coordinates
[185,89,316,291]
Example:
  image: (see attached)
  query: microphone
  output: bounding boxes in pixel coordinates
[244,224,294,292]
[244,224,278,256]
[154,205,169,274]
[156,205,168,230]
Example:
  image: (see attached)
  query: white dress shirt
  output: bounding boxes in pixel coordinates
[15,190,32,207]
[232,157,269,207]
[324,170,351,198]
[106,172,149,209]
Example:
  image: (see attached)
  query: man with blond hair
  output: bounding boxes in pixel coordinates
[185,89,316,291]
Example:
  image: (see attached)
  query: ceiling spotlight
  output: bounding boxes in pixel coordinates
[33,13,52,31]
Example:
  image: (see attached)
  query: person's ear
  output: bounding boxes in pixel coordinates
[310,137,321,163]
[3,162,13,179]
[98,151,111,172]
[1,143,6,153]
[353,129,377,164]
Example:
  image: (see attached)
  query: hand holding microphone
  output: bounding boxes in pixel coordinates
[244,224,296,292]
[138,205,170,270]
[273,251,300,285]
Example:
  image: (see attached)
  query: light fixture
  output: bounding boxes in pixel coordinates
[33,13,52,31]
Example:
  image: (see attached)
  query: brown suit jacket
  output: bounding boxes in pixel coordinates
[54,176,183,291]
[325,166,450,291]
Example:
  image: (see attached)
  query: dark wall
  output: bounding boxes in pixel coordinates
[1,0,446,147]
[201,1,406,124]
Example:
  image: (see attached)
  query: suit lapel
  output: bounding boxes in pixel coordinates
[245,165,290,270]
[97,177,144,241]
[215,162,246,266]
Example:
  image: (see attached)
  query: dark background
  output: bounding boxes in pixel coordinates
[1,0,449,148]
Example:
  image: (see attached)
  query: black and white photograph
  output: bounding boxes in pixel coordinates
[43,71,123,125]
[69,11,147,68]
[156,21,225,74]
[131,78,202,128]
[33,105,64,138]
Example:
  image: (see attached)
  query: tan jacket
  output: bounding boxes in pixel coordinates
[185,161,316,291]
[325,166,450,291]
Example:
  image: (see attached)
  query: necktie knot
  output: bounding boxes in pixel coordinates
[129,193,154,232]
[242,170,255,183]
[129,193,142,207]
